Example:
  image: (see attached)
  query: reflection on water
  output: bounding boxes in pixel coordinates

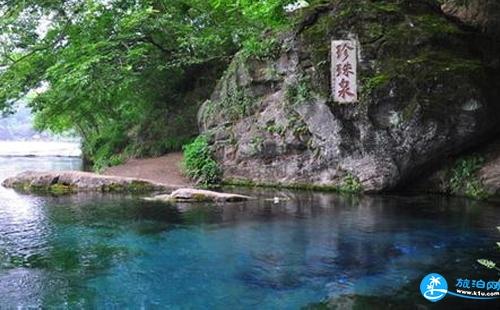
[0,158,499,309]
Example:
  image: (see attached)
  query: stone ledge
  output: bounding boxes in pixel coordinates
[145,188,253,203]
[2,171,170,195]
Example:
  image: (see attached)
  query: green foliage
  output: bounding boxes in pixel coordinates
[0,0,297,168]
[82,123,130,171]
[241,37,281,60]
[286,112,311,139]
[285,77,313,106]
[339,173,363,194]
[219,85,256,121]
[292,122,309,137]
[264,121,286,136]
[371,2,400,13]
[463,179,488,200]
[449,156,489,200]
[249,136,264,155]
[94,154,125,172]
[182,136,221,186]
[415,14,459,34]
[362,74,390,95]
[212,0,295,28]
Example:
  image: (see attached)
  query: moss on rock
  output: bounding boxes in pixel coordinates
[2,171,166,195]
[198,0,500,192]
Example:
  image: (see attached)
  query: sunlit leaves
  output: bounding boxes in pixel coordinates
[0,0,298,167]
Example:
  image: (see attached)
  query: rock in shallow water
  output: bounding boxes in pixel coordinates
[1,171,167,194]
[146,188,253,203]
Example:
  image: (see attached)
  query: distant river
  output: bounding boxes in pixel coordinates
[0,140,81,157]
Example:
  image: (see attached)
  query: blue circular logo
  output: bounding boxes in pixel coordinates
[420,273,448,302]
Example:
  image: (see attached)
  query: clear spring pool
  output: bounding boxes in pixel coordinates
[0,157,499,309]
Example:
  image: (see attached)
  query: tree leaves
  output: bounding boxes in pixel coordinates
[0,0,297,168]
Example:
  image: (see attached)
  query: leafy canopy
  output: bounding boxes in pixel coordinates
[0,0,298,168]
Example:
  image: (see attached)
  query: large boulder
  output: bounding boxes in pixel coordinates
[2,171,168,194]
[198,0,500,192]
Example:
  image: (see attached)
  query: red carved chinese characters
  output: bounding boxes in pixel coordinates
[336,63,354,78]
[332,40,357,102]
[336,43,354,62]
[337,79,354,99]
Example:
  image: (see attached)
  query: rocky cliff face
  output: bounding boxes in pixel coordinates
[441,0,500,38]
[198,0,500,192]
[413,138,500,201]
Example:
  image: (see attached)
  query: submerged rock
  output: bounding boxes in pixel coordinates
[198,0,500,192]
[2,171,167,194]
[146,188,253,203]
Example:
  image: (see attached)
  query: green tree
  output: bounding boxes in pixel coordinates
[0,0,298,169]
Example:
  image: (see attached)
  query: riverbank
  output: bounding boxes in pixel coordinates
[103,152,191,188]
[2,171,168,194]
[1,153,190,195]
[4,146,500,203]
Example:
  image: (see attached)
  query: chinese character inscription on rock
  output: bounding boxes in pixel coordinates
[332,40,357,103]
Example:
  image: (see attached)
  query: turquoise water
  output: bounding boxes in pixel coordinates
[0,157,500,309]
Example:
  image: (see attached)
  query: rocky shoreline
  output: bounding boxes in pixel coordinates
[1,171,254,203]
[1,171,170,195]
[198,1,500,194]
